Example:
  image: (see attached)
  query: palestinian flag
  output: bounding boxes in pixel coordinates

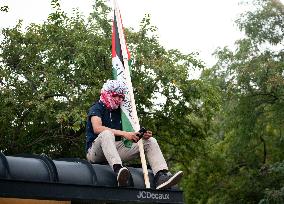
[112,3,140,134]
[111,1,150,188]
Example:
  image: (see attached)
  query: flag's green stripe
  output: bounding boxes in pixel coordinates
[112,68,117,79]
[121,111,134,132]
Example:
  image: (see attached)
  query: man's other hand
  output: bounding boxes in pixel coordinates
[143,130,152,140]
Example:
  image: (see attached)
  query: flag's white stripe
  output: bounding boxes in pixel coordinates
[112,56,135,129]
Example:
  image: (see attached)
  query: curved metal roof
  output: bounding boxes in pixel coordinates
[0,153,184,203]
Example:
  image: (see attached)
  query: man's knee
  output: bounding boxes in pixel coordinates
[144,137,158,146]
[99,130,115,141]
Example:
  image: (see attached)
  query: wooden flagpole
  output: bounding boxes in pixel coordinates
[113,0,150,189]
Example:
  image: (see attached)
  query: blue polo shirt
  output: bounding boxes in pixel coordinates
[85,101,122,152]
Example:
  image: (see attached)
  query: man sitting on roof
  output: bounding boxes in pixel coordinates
[85,80,183,189]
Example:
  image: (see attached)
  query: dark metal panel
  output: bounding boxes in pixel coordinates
[0,179,184,204]
[15,154,59,182]
[6,156,51,182]
[0,152,10,179]
[54,160,96,186]
[128,167,155,189]
[91,164,117,187]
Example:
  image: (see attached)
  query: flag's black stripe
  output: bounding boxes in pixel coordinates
[114,12,124,66]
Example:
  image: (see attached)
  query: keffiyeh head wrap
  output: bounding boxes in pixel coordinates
[100,80,127,110]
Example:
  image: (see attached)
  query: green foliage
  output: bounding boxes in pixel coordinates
[184,0,284,203]
[0,0,112,157]
[236,0,284,45]
[259,161,284,204]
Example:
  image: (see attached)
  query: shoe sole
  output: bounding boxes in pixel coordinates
[156,171,183,190]
[117,167,130,187]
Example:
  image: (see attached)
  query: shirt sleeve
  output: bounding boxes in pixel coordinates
[88,103,103,119]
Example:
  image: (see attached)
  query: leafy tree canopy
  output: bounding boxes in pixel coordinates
[187,0,284,203]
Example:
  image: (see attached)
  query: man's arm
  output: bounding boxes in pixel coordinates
[91,116,140,142]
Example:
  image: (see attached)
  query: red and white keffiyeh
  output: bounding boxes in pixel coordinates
[100,80,127,110]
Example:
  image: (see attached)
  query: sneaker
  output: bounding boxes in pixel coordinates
[155,170,183,190]
[116,167,130,187]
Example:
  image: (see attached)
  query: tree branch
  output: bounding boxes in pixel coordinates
[259,134,267,164]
